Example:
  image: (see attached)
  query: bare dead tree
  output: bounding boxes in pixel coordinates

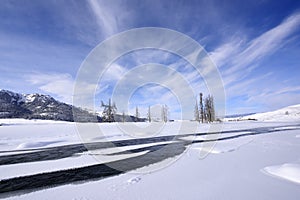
[135,106,139,122]
[200,93,204,123]
[161,104,168,123]
[101,99,117,122]
[194,99,200,122]
[147,106,151,122]
[211,96,215,121]
[204,95,215,122]
[122,111,125,123]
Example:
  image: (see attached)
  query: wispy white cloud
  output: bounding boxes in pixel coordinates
[107,63,197,119]
[215,13,300,83]
[208,12,300,82]
[205,12,300,113]
[27,72,104,109]
[246,88,300,111]
[227,12,300,76]
[87,0,118,36]
[87,0,133,37]
[102,63,128,81]
[126,84,182,119]
[226,72,273,98]
[247,85,300,103]
[209,39,243,68]
[27,73,74,104]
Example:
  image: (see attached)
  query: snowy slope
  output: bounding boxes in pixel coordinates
[0,121,299,199]
[226,104,300,122]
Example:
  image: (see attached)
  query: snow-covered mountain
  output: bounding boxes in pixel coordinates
[0,90,100,122]
[227,104,300,122]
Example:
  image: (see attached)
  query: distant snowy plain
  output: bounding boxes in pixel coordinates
[0,105,300,199]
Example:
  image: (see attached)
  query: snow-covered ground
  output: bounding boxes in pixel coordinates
[226,104,300,122]
[0,112,300,199]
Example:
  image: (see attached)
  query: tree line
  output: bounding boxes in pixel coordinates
[101,99,169,123]
[101,93,215,123]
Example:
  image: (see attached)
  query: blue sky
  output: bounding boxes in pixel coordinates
[0,0,300,118]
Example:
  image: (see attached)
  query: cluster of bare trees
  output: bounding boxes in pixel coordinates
[194,93,215,123]
[137,104,168,122]
[102,99,169,123]
[102,94,214,123]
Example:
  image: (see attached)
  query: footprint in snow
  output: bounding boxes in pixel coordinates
[110,176,142,191]
[127,176,142,184]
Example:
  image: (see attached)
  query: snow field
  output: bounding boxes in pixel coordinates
[1,112,300,199]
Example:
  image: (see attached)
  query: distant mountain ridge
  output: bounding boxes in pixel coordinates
[0,90,100,122]
[225,113,256,118]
